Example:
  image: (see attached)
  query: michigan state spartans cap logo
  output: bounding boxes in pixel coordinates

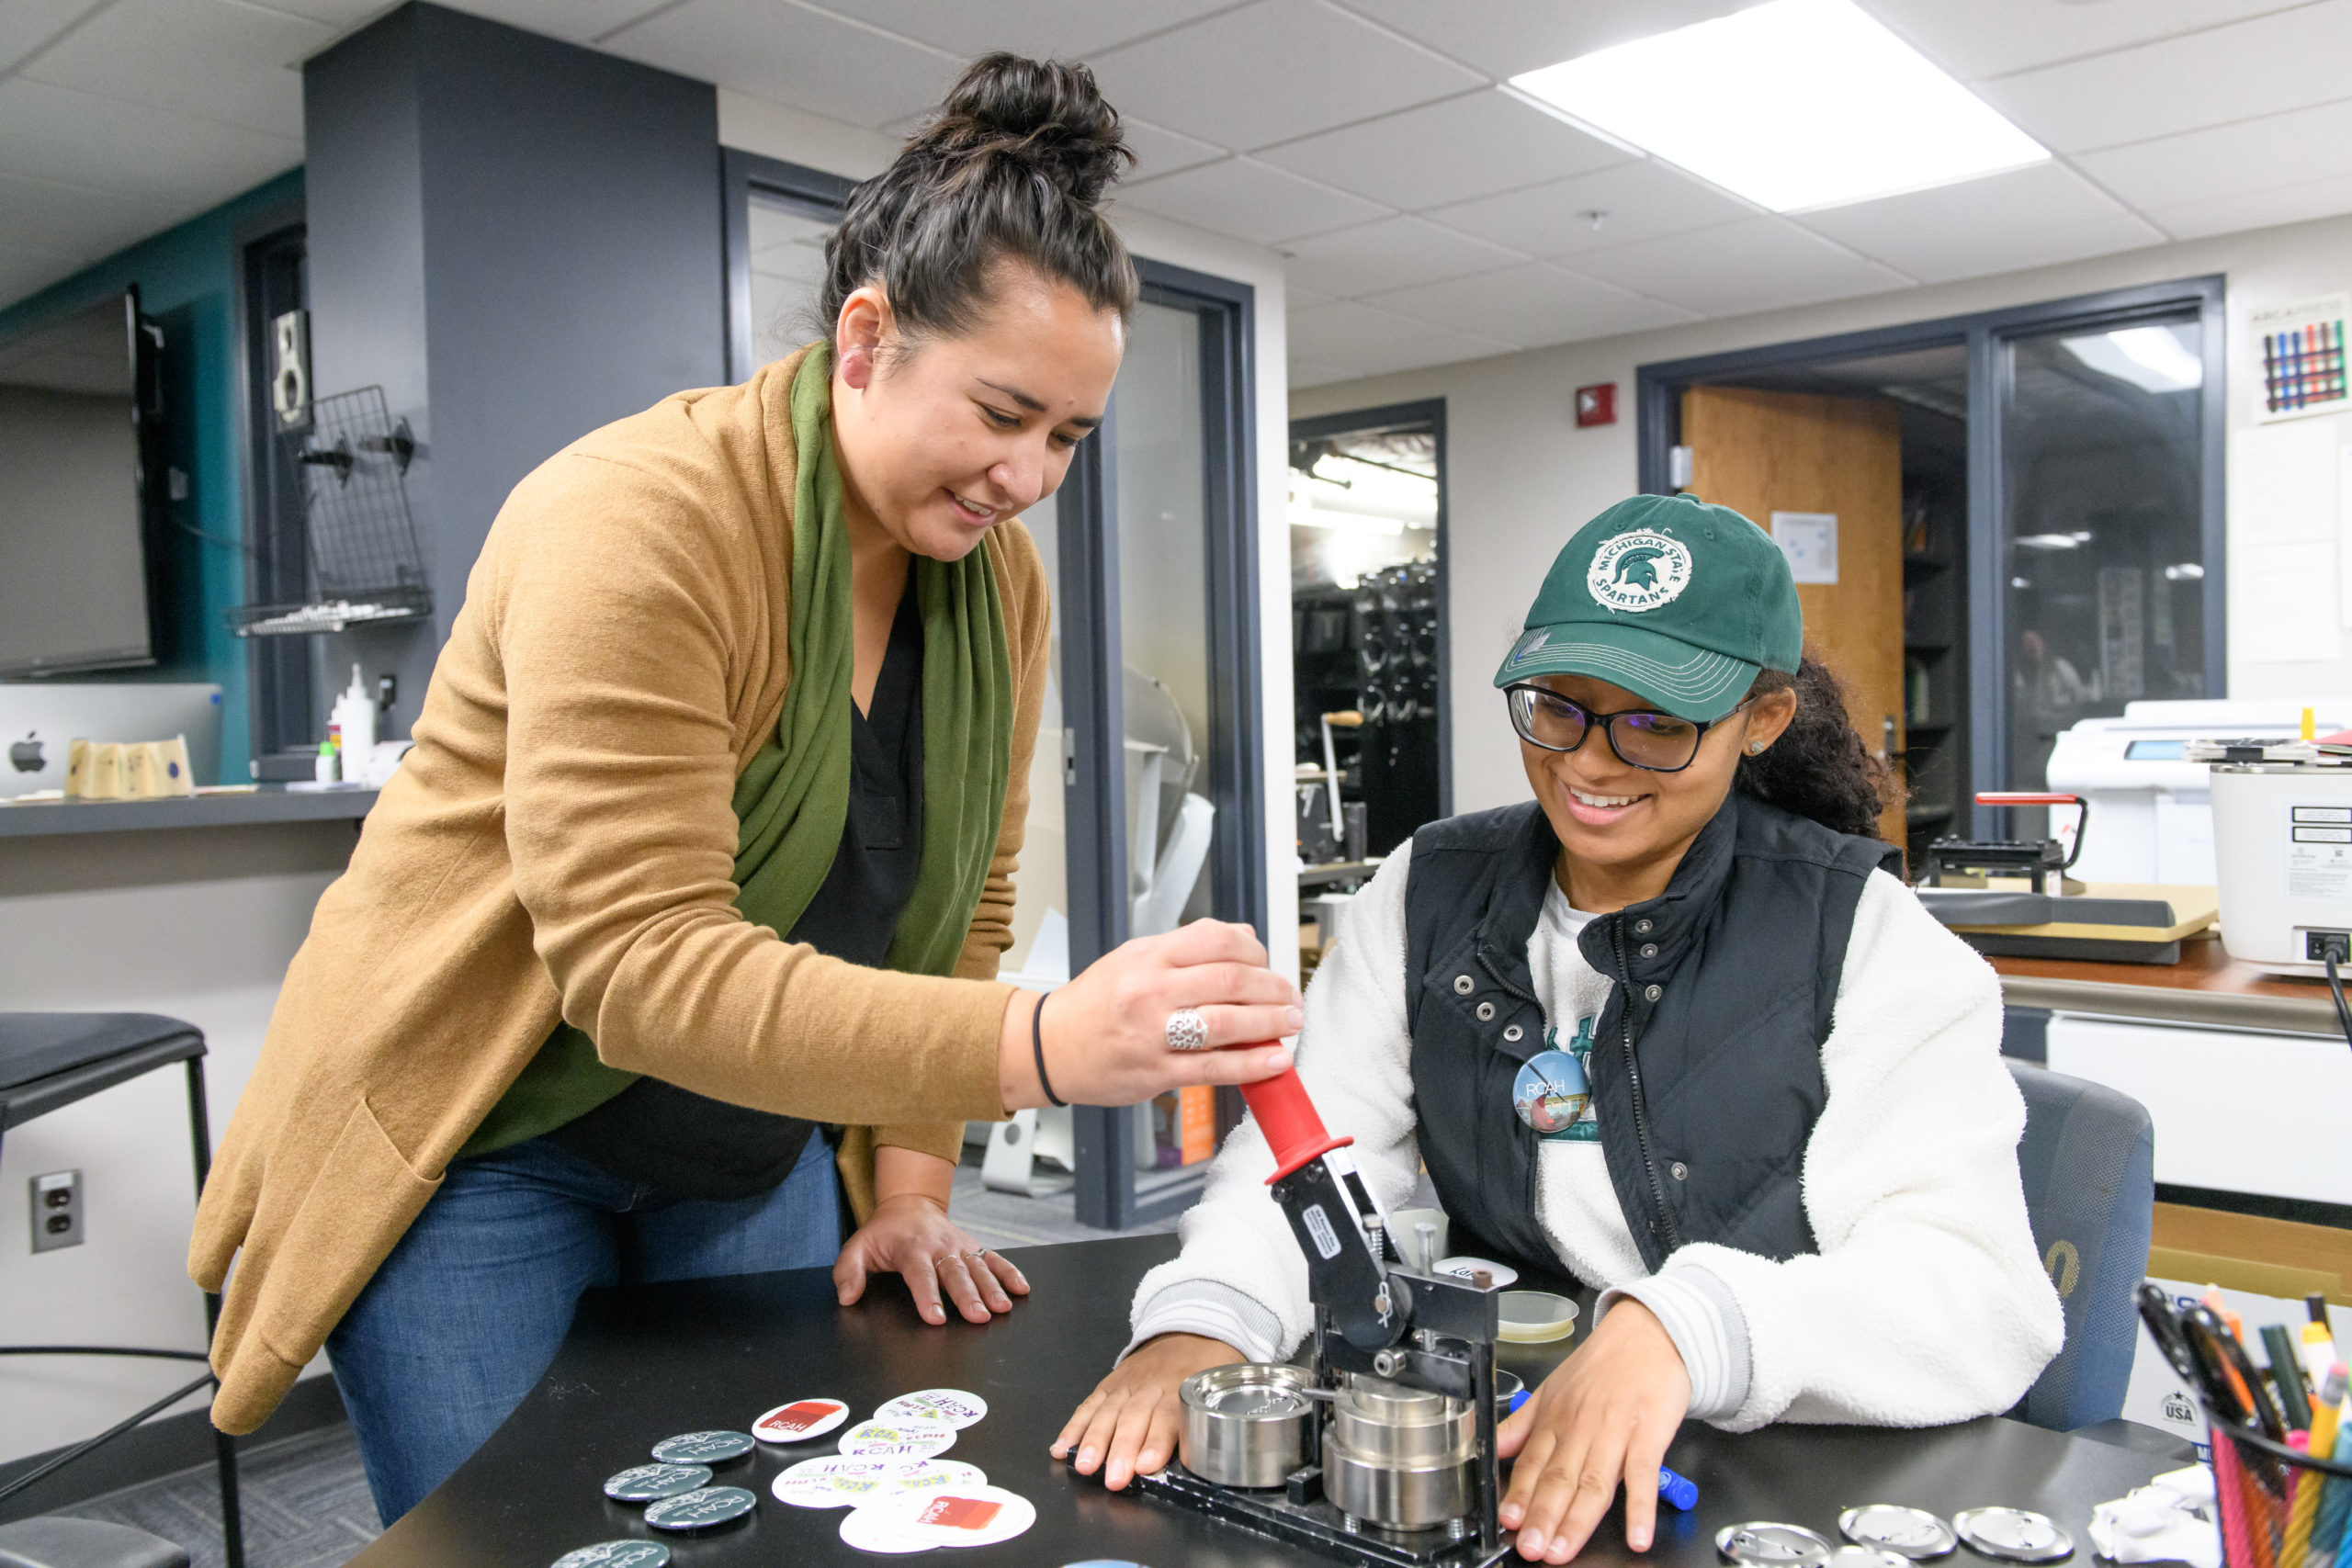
[1586,530,1693,614]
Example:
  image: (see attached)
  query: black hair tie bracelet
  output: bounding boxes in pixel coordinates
[1032,991,1065,1108]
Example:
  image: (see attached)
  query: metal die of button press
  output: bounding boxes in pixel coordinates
[1180,1363,1317,1489]
[1321,1374,1479,1535]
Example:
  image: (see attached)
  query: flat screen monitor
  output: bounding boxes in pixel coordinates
[0,289,155,677]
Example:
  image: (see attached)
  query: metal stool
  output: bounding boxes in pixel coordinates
[0,1015,242,1568]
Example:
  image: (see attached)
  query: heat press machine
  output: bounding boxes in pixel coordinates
[1916,793,2219,964]
[1107,1067,1509,1565]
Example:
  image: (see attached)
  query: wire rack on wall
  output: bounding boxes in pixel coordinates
[227,385,432,637]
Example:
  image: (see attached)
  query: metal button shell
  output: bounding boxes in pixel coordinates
[1840,1506,1958,1560]
[1951,1508,2072,1563]
[1719,1522,1833,1567]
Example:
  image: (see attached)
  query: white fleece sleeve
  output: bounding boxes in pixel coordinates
[1125,848,1424,1361]
[1664,869,2064,1432]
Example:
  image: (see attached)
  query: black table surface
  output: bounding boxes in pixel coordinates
[356,1234,2191,1568]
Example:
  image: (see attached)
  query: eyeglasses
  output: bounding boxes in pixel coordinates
[1504,682,1750,774]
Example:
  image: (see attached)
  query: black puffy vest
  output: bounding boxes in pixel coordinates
[1403,792,1901,1277]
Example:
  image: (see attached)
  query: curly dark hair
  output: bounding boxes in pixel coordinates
[820,53,1140,342]
[1734,651,1903,841]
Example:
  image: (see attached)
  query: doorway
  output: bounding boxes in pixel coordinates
[1287,400,1449,880]
[1639,276,2223,857]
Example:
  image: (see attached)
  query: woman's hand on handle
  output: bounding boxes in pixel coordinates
[997,919,1302,1111]
[1052,1332,1244,1490]
[1497,1298,1691,1562]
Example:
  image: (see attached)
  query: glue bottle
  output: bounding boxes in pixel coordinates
[334,664,376,774]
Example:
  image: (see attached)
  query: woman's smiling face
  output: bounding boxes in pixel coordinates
[830,263,1124,560]
[1518,671,1794,903]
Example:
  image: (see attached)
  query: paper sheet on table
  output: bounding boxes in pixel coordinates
[2235,541,2341,662]
[2232,418,2339,544]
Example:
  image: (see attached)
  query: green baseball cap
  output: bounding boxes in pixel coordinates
[1492,493,1802,722]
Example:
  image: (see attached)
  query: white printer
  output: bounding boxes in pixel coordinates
[2044,699,2346,885]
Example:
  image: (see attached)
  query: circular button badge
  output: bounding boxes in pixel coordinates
[550,1543,670,1568]
[650,1430,752,1465]
[1512,1050,1590,1135]
[641,1485,755,1533]
[1951,1507,2074,1563]
[838,1418,956,1461]
[1840,1506,1958,1560]
[1718,1522,1835,1568]
[752,1398,850,1444]
[602,1464,711,1503]
[875,1483,1038,1549]
[874,1388,988,1429]
[770,1455,907,1508]
[1830,1550,1914,1568]
[838,1504,931,1554]
[881,1458,987,1495]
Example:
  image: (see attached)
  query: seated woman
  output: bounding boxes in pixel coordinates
[1056,492,2064,1564]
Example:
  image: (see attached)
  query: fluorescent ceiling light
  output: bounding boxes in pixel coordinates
[2015,534,2082,551]
[2060,325,2202,393]
[1508,0,2049,213]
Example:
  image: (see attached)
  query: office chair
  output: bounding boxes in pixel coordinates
[2006,1059,2155,1431]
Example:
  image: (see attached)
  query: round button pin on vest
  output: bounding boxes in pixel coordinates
[1951,1507,2074,1562]
[874,1388,988,1429]
[752,1398,850,1443]
[650,1430,752,1465]
[602,1463,712,1503]
[837,1502,931,1554]
[1718,1522,1836,1567]
[838,1418,956,1460]
[770,1455,909,1508]
[1511,1049,1589,1135]
[876,1483,1037,1548]
[1840,1506,1958,1560]
[549,1541,671,1568]
[640,1485,756,1532]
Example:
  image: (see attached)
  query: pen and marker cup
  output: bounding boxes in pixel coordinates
[2203,1406,2352,1568]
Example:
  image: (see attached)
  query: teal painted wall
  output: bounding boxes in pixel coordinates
[0,168,304,784]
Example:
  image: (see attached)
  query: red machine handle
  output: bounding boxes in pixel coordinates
[1238,1065,1351,1183]
[1974,793,2084,806]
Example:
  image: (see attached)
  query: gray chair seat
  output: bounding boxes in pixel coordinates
[0,1517,189,1568]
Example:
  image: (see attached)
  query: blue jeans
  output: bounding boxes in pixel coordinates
[325,1132,841,1524]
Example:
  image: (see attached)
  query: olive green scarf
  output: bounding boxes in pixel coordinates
[462,344,1015,1157]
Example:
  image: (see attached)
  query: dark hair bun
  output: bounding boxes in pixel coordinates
[818,51,1138,342]
[920,53,1133,205]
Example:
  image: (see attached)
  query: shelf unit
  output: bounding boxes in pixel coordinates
[1897,404,1970,873]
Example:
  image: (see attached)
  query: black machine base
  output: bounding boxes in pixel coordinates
[1125,1460,1506,1567]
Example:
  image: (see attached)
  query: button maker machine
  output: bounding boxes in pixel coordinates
[1107,1067,1510,1566]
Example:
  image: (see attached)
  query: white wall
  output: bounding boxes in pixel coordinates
[721,93,1300,981]
[1294,211,2352,818]
[0,823,353,1467]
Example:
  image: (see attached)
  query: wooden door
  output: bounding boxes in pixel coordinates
[1680,385,1905,846]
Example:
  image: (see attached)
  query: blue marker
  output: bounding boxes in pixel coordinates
[1499,1393,1698,1513]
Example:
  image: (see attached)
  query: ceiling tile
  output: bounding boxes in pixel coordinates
[1088,0,1480,152]
[1425,157,1752,258]
[1329,0,1751,80]
[0,240,85,310]
[1255,88,1630,211]
[0,172,175,258]
[2139,168,2352,239]
[1973,1,2352,153]
[1290,356,1351,388]
[1565,217,1914,318]
[1114,156,1386,245]
[1121,117,1226,182]
[1861,0,2311,83]
[23,0,330,140]
[437,1,687,45]
[1794,162,2165,284]
[602,0,956,129]
[1281,215,1521,298]
[1287,298,1513,380]
[795,0,1236,59]
[2074,94,2352,211]
[0,76,302,202]
[1363,260,1694,348]
[0,0,106,75]
[1287,284,1338,310]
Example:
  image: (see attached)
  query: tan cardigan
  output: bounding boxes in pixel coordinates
[189,348,1049,1434]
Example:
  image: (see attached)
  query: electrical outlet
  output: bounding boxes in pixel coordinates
[30,1169,81,1253]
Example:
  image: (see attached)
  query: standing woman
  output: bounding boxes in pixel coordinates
[191,54,1299,1524]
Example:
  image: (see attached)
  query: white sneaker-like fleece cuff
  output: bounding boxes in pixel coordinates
[1122,1279,1286,1367]
[1602,1264,1752,1423]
